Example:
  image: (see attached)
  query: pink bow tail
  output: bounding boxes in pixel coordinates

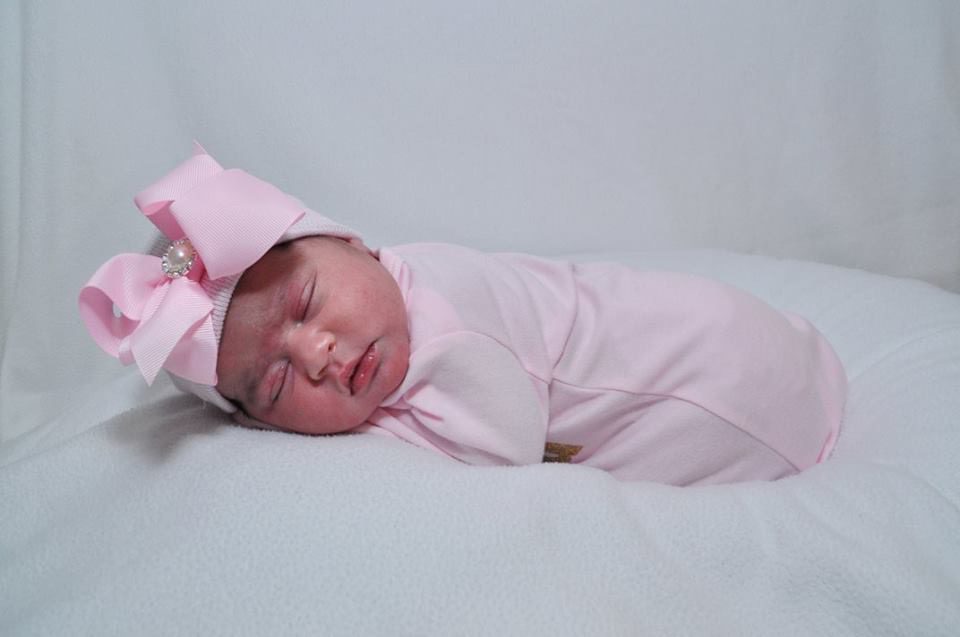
[78,254,218,385]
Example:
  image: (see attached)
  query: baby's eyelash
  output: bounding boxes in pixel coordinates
[271,361,289,404]
[299,277,316,320]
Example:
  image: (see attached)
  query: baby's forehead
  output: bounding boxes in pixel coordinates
[237,241,305,293]
[226,235,350,322]
[216,255,297,399]
[221,256,298,344]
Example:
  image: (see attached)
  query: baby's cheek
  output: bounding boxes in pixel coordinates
[389,341,412,387]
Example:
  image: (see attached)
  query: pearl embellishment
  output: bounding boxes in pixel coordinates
[161,239,197,278]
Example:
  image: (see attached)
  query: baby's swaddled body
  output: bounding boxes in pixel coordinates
[361,243,845,485]
[79,147,845,485]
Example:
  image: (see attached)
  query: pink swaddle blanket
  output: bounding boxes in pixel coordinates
[362,243,845,485]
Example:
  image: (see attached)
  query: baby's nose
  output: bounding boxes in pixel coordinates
[290,326,336,381]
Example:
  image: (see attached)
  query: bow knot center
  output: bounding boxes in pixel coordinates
[161,239,197,278]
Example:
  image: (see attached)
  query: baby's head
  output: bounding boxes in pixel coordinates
[79,144,410,434]
[216,234,409,433]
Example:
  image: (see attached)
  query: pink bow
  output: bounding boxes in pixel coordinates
[78,143,305,385]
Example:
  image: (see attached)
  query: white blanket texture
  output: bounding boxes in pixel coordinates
[2,251,959,636]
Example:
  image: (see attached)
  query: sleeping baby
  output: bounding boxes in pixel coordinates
[79,145,846,486]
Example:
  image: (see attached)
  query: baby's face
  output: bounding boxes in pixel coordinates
[216,236,410,434]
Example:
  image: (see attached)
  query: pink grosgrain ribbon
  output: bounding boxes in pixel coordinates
[78,143,305,385]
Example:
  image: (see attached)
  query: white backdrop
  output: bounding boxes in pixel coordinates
[1,0,959,442]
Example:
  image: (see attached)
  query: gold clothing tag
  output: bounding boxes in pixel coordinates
[543,442,583,464]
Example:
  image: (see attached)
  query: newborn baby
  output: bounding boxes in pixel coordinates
[80,145,846,486]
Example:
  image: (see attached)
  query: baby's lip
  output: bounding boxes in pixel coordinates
[340,354,360,392]
[340,342,375,395]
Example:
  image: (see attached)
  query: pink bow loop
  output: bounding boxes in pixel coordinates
[133,147,305,279]
[166,169,307,280]
[78,144,306,386]
[133,153,224,239]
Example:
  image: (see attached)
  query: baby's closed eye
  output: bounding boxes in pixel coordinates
[297,276,316,321]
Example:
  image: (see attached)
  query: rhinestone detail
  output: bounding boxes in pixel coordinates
[161,239,197,278]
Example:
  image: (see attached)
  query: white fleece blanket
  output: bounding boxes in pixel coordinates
[2,251,959,636]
